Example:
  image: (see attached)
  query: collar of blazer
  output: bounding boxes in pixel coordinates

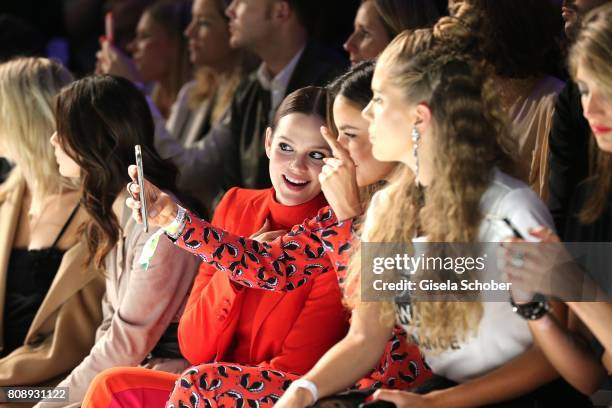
[0,177,102,350]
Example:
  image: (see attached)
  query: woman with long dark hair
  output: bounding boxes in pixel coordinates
[38,75,200,407]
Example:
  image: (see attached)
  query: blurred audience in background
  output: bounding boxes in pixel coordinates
[163,0,349,214]
[167,0,254,147]
[97,0,193,118]
[448,0,564,200]
[0,14,47,184]
[344,0,444,64]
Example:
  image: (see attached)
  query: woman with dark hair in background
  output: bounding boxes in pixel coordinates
[344,0,443,64]
[36,75,200,407]
[98,0,193,119]
[448,0,564,200]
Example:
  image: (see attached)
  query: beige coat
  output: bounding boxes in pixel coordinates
[0,177,105,388]
[35,193,200,407]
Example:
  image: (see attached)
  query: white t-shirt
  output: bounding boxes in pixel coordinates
[362,169,554,383]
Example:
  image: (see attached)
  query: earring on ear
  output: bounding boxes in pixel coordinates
[411,125,421,185]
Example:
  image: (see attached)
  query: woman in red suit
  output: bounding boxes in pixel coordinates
[82,86,349,407]
[85,65,430,408]
[177,87,349,375]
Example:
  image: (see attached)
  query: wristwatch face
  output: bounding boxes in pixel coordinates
[512,300,549,320]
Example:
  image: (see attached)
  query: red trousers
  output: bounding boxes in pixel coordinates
[83,328,431,408]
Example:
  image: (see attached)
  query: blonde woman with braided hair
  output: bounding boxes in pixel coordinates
[276,31,592,407]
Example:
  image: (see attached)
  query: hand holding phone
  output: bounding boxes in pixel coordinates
[488,214,548,302]
[135,145,149,232]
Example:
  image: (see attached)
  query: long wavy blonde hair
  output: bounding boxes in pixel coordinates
[345,28,516,351]
[0,58,76,209]
[190,66,246,126]
[568,3,612,224]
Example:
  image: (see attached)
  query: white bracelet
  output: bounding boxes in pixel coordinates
[288,379,319,405]
[163,205,187,240]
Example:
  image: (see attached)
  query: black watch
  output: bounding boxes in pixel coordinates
[510,295,551,320]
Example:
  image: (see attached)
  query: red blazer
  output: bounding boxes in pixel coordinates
[178,188,349,375]
[175,192,433,390]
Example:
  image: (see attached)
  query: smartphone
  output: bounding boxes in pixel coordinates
[486,214,547,301]
[135,145,149,233]
[105,12,114,44]
[501,217,524,239]
[485,214,524,239]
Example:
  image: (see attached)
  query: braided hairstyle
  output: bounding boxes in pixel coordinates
[345,29,516,350]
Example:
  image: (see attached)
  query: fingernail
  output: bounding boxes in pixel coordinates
[149,208,158,217]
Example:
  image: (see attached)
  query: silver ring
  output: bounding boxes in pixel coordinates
[509,252,525,268]
[126,181,136,196]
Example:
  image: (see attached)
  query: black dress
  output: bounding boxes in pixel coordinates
[1,203,80,357]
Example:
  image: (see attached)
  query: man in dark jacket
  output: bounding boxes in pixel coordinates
[164,0,347,210]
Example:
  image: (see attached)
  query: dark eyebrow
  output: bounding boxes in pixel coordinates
[277,135,332,151]
[277,135,293,143]
[339,125,359,131]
